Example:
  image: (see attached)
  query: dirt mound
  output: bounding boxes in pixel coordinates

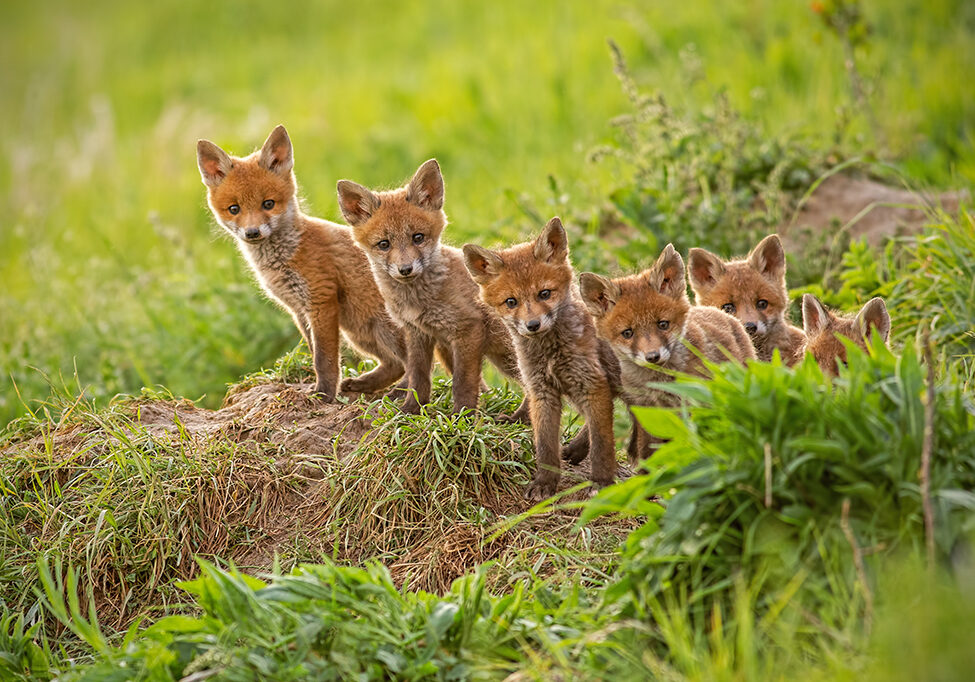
[134,382,373,461]
[2,381,637,626]
[785,173,966,246]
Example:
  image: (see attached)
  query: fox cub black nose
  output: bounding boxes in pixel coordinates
[244,227,261,239]
[646,351,660,363]
[744,322,758,333]
[526,320,541,332]
[399,264,413,276]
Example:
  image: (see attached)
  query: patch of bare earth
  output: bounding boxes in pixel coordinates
[784,172,966,247]
[4,382,637,625]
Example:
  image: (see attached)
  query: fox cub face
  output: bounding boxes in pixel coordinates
[580,244,689,366]
[802,294,891,375]
[463,217,574,337]
[337,160,446,281]
[688,234,789,338]
[197,125,296,243]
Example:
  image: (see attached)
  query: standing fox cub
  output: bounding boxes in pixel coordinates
[688,235,805,365]
[801,294,891,375]
[337,160,528,419]
[197,125,407,401]
[581,244,754,462]
[464,217,621,500]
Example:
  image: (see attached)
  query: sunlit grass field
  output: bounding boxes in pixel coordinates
[1,0,972,424]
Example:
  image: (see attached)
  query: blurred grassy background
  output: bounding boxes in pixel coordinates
[1,0,972,424]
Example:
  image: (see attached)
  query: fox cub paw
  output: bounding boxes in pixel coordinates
[310,384,336,403]
[524,474,560,502]
[560,438,589,465]
[340,377,373,394]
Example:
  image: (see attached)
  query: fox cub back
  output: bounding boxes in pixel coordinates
[581,244,754,461]
[464,217,621,500]
[688,235,805,365]
[196,125,406,400]
[801,294,891,375]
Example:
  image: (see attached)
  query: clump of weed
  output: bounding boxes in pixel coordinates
[587,340,975,632]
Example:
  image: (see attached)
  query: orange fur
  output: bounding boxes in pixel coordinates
[581,244,755,462]
[688,234,804,364]
[197,126,406,401]
[338,160,528,419]
[800,294,891,375]
[464,217,621,500]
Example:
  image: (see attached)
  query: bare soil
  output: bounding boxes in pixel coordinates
[784,172,966,246]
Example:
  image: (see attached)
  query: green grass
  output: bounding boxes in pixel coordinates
[1,0,974,679]
[1,0,973,424]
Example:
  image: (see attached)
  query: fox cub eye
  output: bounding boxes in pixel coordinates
[262,199,275,210]
[412,233,425,244]
[722,303,736,314]
[228,204,240,215]
[756,299,768,310]
[505,298,518,309]
[538,289,551,300]
[657,320,670,331]
[621,328,633,339]
[377,239,390,251]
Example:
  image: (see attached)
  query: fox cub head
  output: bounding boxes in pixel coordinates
[801,294,891,375]
[463,217,574,337]
[197,125,296,243]
[337,160,446,281]
[688,234,790,340]
[580,244,691,367]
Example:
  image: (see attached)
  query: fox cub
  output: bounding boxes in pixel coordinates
[581,244,755,462]
[801,294,891,375]
[464,217,621,500]
[688,235,805,365]
[337,160,528,419]
[196,126,407,401]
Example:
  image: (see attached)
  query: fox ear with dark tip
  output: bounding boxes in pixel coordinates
[687,247,725,294]
[748,234,786,283]
[406,159,445,211]
[259,125,294,176]
[197,140,233,188]
[533,216,569,263]
[647,244,687,300]
[856,297,891,344]
[336,180,381,227]
[802,294,830,337]
[579,272,619,318]
[463,244,504,284]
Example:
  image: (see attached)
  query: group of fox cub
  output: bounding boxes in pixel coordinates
[197,126,892,500]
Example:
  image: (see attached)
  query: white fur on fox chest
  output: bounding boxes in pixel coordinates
[516,304,603,400]
[373,255,479,340]
[237,234,308,314]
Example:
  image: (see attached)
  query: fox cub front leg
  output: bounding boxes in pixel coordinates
[525,388,563,501]
[308,304,341,401]
[401,327,436,414]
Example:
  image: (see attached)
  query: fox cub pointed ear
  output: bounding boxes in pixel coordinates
[533,217,569,263]
[406,159,445,211]
[856,297,891,344]
[748,234,786,283]
[648,244,687,299]
[801,294,830,337]
[579,273,619,317]
[336,180,381,226]
[259,125,294,175]
[197,140,233,188]
[687,247,725,293]
[463,244,503,284]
